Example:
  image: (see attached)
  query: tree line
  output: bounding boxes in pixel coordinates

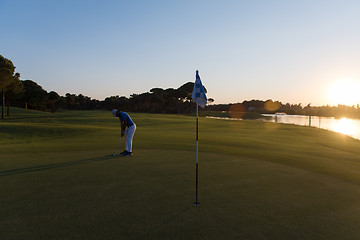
[2,54,360,119]
[0,78,204,117]
[1,54,209,118]
[206,100,360,119]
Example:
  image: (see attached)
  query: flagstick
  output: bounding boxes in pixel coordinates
[194,104,200,206]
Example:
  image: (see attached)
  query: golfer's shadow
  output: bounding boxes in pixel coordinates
[0,155,115,177]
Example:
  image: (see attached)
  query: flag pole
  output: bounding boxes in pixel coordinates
[192,69,206,206]
[194,104,200,205]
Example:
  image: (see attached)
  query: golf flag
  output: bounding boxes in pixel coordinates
[192,70,207,108]
[192,70,207,206]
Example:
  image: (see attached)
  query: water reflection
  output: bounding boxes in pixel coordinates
[333,118,357,136]
[263,114,360,140]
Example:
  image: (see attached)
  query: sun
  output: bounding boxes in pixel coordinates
[327,79,360,106]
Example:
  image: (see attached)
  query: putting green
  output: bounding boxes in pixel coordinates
[1,109,360,239]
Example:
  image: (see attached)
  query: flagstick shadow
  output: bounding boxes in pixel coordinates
[0,155,116,177]
[137,206,193,240]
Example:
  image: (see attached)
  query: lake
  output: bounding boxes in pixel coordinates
[262,114,360,140]
[207,114,360,141]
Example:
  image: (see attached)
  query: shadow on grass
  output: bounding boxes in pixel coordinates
[138,206,193,239]
[0,155,119,177]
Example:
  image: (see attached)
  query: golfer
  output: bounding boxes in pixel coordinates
[112,109,136,156]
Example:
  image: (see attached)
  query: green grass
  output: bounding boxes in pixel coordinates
[1,108,360,239]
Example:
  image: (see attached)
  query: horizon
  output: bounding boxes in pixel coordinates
[1,0,360,107]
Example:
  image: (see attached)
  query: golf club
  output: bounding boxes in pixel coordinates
[112,137,122,156]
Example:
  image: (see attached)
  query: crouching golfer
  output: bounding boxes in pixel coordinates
[112,109,136,156]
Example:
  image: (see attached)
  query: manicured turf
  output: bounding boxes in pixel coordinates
[1,108,360,239]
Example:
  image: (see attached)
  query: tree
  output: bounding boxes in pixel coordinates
[21,80,48,110]
[5,72,23,116]
[0,55,16,119]
[48,91,60,113]
[208,98,214,105]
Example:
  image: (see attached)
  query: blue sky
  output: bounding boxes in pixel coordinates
[1,0,360,105]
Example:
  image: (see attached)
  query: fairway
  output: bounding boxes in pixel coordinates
[1,109,360,239]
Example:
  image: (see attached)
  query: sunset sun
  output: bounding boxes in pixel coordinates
[327,79,360,106]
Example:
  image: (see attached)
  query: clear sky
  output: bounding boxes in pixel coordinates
[1,0,360,106]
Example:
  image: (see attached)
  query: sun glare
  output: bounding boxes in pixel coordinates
[327,79,360,106]
[333,117,356,136]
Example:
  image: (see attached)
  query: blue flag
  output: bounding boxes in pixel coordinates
[191,70,207,108]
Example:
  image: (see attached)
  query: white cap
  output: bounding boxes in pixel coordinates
[112,109,118,117]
